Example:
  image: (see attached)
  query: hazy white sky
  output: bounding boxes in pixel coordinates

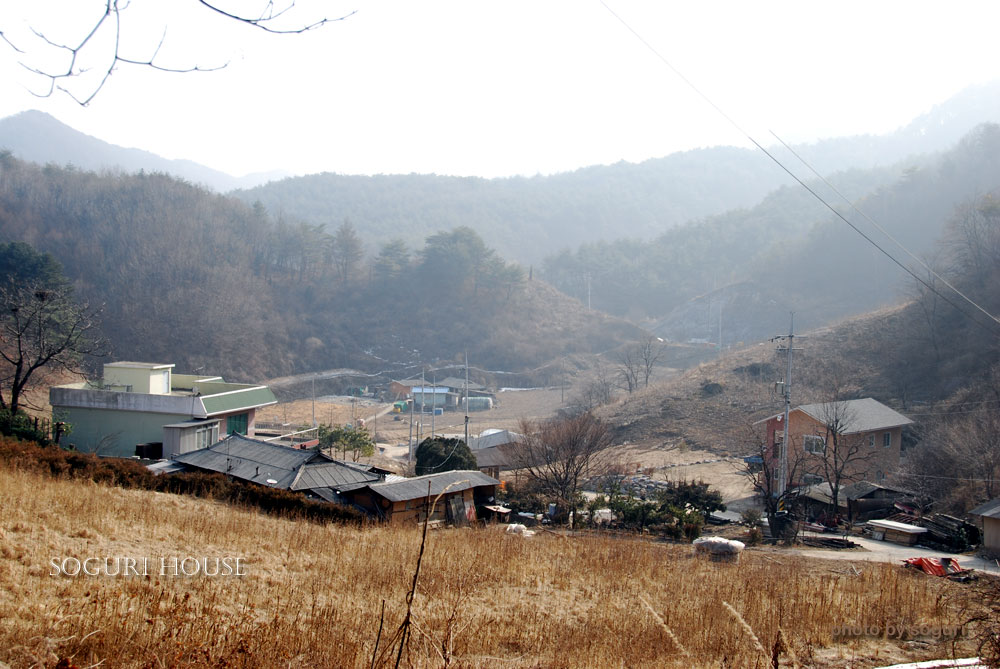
[1,1,999,179]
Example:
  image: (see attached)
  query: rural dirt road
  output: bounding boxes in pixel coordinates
[791,533,1000,575]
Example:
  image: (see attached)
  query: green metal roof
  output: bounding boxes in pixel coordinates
[200,385,277,416]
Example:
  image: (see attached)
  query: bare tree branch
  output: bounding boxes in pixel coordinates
[2,0,355,105]
[196,0,355,34]
[510,413,614,526]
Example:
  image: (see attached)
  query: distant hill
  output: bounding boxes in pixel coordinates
[233,81,1000,266]
[232,149,791,266]
[602,181,1000,454]
[0,111,287,191]
[0,155,641,380]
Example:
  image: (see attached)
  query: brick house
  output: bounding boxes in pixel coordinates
[757,398,913,488]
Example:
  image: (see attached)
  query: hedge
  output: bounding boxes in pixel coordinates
[0,437,364,525]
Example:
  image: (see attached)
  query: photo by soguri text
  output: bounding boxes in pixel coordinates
[831,624,966,640]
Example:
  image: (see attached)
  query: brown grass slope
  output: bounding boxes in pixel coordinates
[0,455,985,668]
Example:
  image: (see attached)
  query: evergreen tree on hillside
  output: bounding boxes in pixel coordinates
[415,437,477,475]
[0,242,103,419]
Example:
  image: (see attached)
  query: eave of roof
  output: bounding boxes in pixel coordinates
[200,386,278,416]
[366,470,499,503]
[969,498,1000,519]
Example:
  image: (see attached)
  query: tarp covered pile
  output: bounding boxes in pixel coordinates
[693,536,745,562]
[903,557,967,577]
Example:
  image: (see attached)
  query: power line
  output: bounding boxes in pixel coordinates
[599,1,1000,337]
[771,131,1000,329]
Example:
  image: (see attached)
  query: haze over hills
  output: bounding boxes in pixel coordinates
[0,83,999,384]
[0,111,289,191]
[1,80,999,266]
[233,81,1000,265]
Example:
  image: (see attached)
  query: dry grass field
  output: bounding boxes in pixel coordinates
[0,462,987,668]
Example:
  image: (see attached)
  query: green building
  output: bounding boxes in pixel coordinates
[49,362,277,458]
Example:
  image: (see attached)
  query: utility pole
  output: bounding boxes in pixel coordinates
[408,389,414,467]
[771,314,803,498]
[415,367,425,449]
[464,352,470,448]
[718,300,723,351]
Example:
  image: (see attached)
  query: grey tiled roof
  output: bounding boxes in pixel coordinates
[290,461,381,492]
[367,470,499,503]
[173,434,384,495]
[173,434,320,488]
[796,398,913,434]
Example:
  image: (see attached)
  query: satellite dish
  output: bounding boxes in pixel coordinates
[266,478,278,486]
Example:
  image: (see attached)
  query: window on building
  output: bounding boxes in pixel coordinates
[869,434,875,448]
[883,432,892,448]
[227,412,249,435]
[876,470,885,483]
[803,434,826,455]
[195,424,218,450]
[803,474,824,485]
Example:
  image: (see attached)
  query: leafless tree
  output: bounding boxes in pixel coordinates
[511,413,614,527]
[1,0,355,105]
[806,401,874,512]
[0,281,105,416]
[614,336,665,394]
[637,335,665,388]
[575,361,613,410]
[900,365,1000,511]
[614,345,640,394]
[741,421,806,521]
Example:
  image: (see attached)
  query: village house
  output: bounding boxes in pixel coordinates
[50,361,277,458]
[757,398,913,488]
[969,498,1000,555]
[339,470,500,525]
[797,480,918,523]
[467,429,521,479]
[159,433,390,503]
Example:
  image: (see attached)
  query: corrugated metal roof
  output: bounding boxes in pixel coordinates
[969,498,1000,519]
[796,398,913,434]
[173,434,320,488]
[200,386,278,416]
[367,470,499,503]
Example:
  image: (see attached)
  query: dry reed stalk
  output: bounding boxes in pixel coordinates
[777,627,800,669]
[638,595,689,657]
[722,600,768,661]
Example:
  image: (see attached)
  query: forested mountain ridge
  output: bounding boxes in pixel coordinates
[546,122,1000,344]
[0,111,288,191]
[0,154,641,381]
[232,148,789,266]
[232,81,1000,265]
